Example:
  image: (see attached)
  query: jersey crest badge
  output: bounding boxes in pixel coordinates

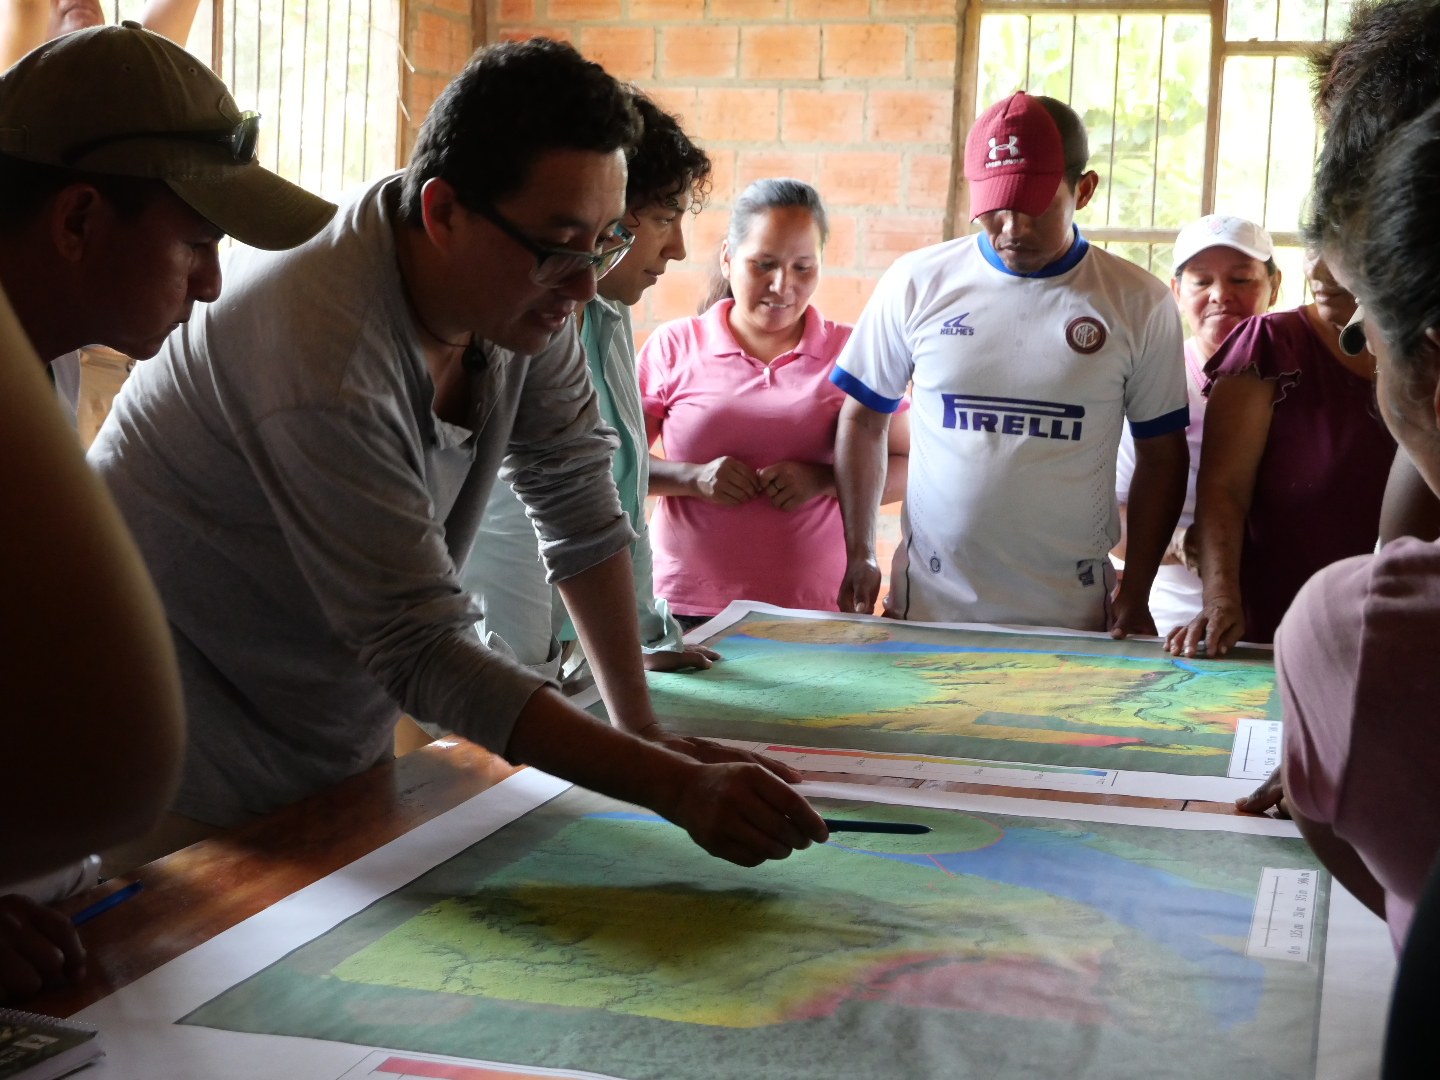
[1065,316,1106,355]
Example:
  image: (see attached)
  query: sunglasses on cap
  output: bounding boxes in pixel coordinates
[61,110,261,167]
[471,202,635,288]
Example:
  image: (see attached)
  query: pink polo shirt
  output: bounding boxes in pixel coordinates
[638,300,854,616]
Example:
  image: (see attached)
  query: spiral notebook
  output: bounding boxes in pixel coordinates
[0,1008,102,1080]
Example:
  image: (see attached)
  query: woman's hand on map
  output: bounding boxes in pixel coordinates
[0,894,85,1002]
[1165,594,1245,658]
[665,761,830,866]
[642,645,721,673]
[635,723,802,783]
[837,554,882,615]
[1234,766,1290,818]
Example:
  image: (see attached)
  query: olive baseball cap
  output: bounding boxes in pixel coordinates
[0,22,335,250]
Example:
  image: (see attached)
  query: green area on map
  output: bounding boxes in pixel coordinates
[635,611,1278,776]
[184,788,1326,1080]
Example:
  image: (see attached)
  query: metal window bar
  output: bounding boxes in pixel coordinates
[103,1,402,203]
[1148,15,1165,231]
[959,0,1349,274]
[1103,16,1120,227]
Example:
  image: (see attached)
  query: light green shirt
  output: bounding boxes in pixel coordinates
[465,296,685,668]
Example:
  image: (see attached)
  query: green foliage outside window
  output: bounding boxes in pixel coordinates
[110,0,399,202]
[973,1,1353,296]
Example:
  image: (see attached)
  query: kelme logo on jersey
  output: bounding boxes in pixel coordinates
[940,313,975,337]
[940,394,1085,441]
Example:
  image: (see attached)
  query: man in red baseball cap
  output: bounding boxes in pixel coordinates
[830,91,1189,638]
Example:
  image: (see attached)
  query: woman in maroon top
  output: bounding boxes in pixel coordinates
[1166,249,1395,654]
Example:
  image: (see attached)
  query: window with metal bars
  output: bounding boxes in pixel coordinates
[108,0,400,202]
[958,0,1354,293]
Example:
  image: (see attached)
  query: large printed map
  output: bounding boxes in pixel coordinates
[184,787,1326,1080]
[639,605,1278,778]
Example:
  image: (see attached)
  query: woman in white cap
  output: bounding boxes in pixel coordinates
[1114,214,1281,633]
[1165,233,1393,656]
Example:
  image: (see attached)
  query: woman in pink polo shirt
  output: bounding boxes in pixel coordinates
[639,178,908,626]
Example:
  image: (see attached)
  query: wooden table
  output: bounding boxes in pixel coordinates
[30,738,1246,1019]
[35,739,516,1017]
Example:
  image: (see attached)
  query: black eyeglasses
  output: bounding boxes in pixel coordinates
[471,202,635,287]
[61,111,261,167]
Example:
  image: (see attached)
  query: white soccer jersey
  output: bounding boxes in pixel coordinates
[832,228,1187,630]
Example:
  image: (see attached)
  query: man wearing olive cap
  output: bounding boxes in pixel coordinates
[831,92,1188,636]
[0,21,334,364]
[0,22,329,1004]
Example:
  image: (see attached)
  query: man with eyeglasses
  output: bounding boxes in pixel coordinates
[0,23,333,366]
[90,37,829,872]
[465,90,719,686]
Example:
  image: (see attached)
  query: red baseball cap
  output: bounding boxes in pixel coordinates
[964,92,1066,219]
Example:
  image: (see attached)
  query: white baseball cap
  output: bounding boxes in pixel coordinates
[1172,215,1275,276]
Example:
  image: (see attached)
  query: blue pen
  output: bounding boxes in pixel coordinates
[71,881,143,927]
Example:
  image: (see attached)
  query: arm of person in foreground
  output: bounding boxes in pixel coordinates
[645,414,761,505]
[1282,763,1385,920]
[505,679,827,866]
[833,397,893,614]
[0,294,185,887]
[1111,429,1188,637]
[1380,448,1440,545]
[557,547,796,779]
[1166,373,1273,657]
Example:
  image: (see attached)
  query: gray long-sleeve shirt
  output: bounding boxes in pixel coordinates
[88,175,634,826]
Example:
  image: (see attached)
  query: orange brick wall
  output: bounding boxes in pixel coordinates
[401,2,485,160]
[399,4,960,333]
[399,0,934,611]
[398,1,962,337]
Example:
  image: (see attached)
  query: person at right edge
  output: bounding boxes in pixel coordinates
[1233,0,1440,817]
